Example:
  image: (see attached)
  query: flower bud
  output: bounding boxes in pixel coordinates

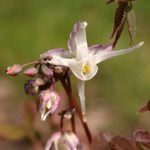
[6,64,22,76]
[23,67,38,77]
[41,65,53,76]
[54,66,63,73]
[33,77,46,86]
[24,80,39,95]
[45,131,82,150]
[63,108,76,120]
[36,89,60,121]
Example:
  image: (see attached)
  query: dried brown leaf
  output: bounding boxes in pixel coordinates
[112,135,137,150]
[91,131,112,150]
[137,100,150,114]
[134,130,150,149]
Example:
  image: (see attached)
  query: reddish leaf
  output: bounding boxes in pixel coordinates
[106,0,133,4]
[106,0,115,4]
[116,0,134,2]
[110,2,128,40]
[113,20,125,48]
[134,130,150,149]
[126,2,136,45]
[137,100,150,114]
[112,135,137,150]
[91,131,112,150]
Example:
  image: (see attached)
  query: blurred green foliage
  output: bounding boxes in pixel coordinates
[1,0,150,136]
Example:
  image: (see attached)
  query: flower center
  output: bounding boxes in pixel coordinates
[83,64,90,73]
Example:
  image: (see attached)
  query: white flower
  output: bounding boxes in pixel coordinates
[45,131,82,150]
[41,21,144,122]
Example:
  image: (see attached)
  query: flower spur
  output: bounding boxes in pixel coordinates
[40,21,144,122]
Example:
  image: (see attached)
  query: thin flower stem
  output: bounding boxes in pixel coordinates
[67,75,76,133]
[50,77,55,90]
[60,113,65,134]
[56,74,92,144]
[21,60,41,68]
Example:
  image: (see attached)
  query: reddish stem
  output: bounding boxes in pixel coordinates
[21,60,41,68]
[67,75,76,133]
[57,74,92,144]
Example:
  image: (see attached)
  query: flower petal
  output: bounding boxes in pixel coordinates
[68,21,89,60]
[69,58,98,81]
[61,131,80,150]
[88,43,113,56]
[77,79,87,122]
[45,132,61,150]
[40,48,74,66]
[93,41,144,64]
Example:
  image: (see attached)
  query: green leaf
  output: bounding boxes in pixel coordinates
[126,3,136,45]
[0,124,29,141]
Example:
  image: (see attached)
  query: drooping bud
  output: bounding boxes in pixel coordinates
[24,80,39,95]
[54,66,63,74]
[36,89,60,121]
[23,67,38,77]
[6,64,22,76]
[45,131,82,150]
[63,108,76,120]
[41,65,53,76]
[33,77,46,86]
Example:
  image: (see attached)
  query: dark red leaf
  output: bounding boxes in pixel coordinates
[112,135,137,150]
[126,2,136,45]
[106,0,115,4]
[110,2,128,40]
[134,130,150,149]
[113,20,125,48]
[116,0,134,2]
[107,0,134,4]
[91,131,112,150]
[137,100,150,114]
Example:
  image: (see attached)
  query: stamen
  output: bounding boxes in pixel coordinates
[83,64,90,73]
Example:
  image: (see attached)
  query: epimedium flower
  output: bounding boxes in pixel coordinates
[40,21,144,122]
[45,131,82,150]
[25,80,39,95]
[36,89,60,121]
[6,64,22,76]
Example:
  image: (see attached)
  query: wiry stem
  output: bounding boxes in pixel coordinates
[56,74,92,144]
[67,75,76,133]
[21,60,41,68]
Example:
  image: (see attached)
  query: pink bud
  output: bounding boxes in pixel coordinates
[33,77,45,86]
[23,67,38,77]
[6,64,22,76]
[41,65,53,76]
[25,80,39,95]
